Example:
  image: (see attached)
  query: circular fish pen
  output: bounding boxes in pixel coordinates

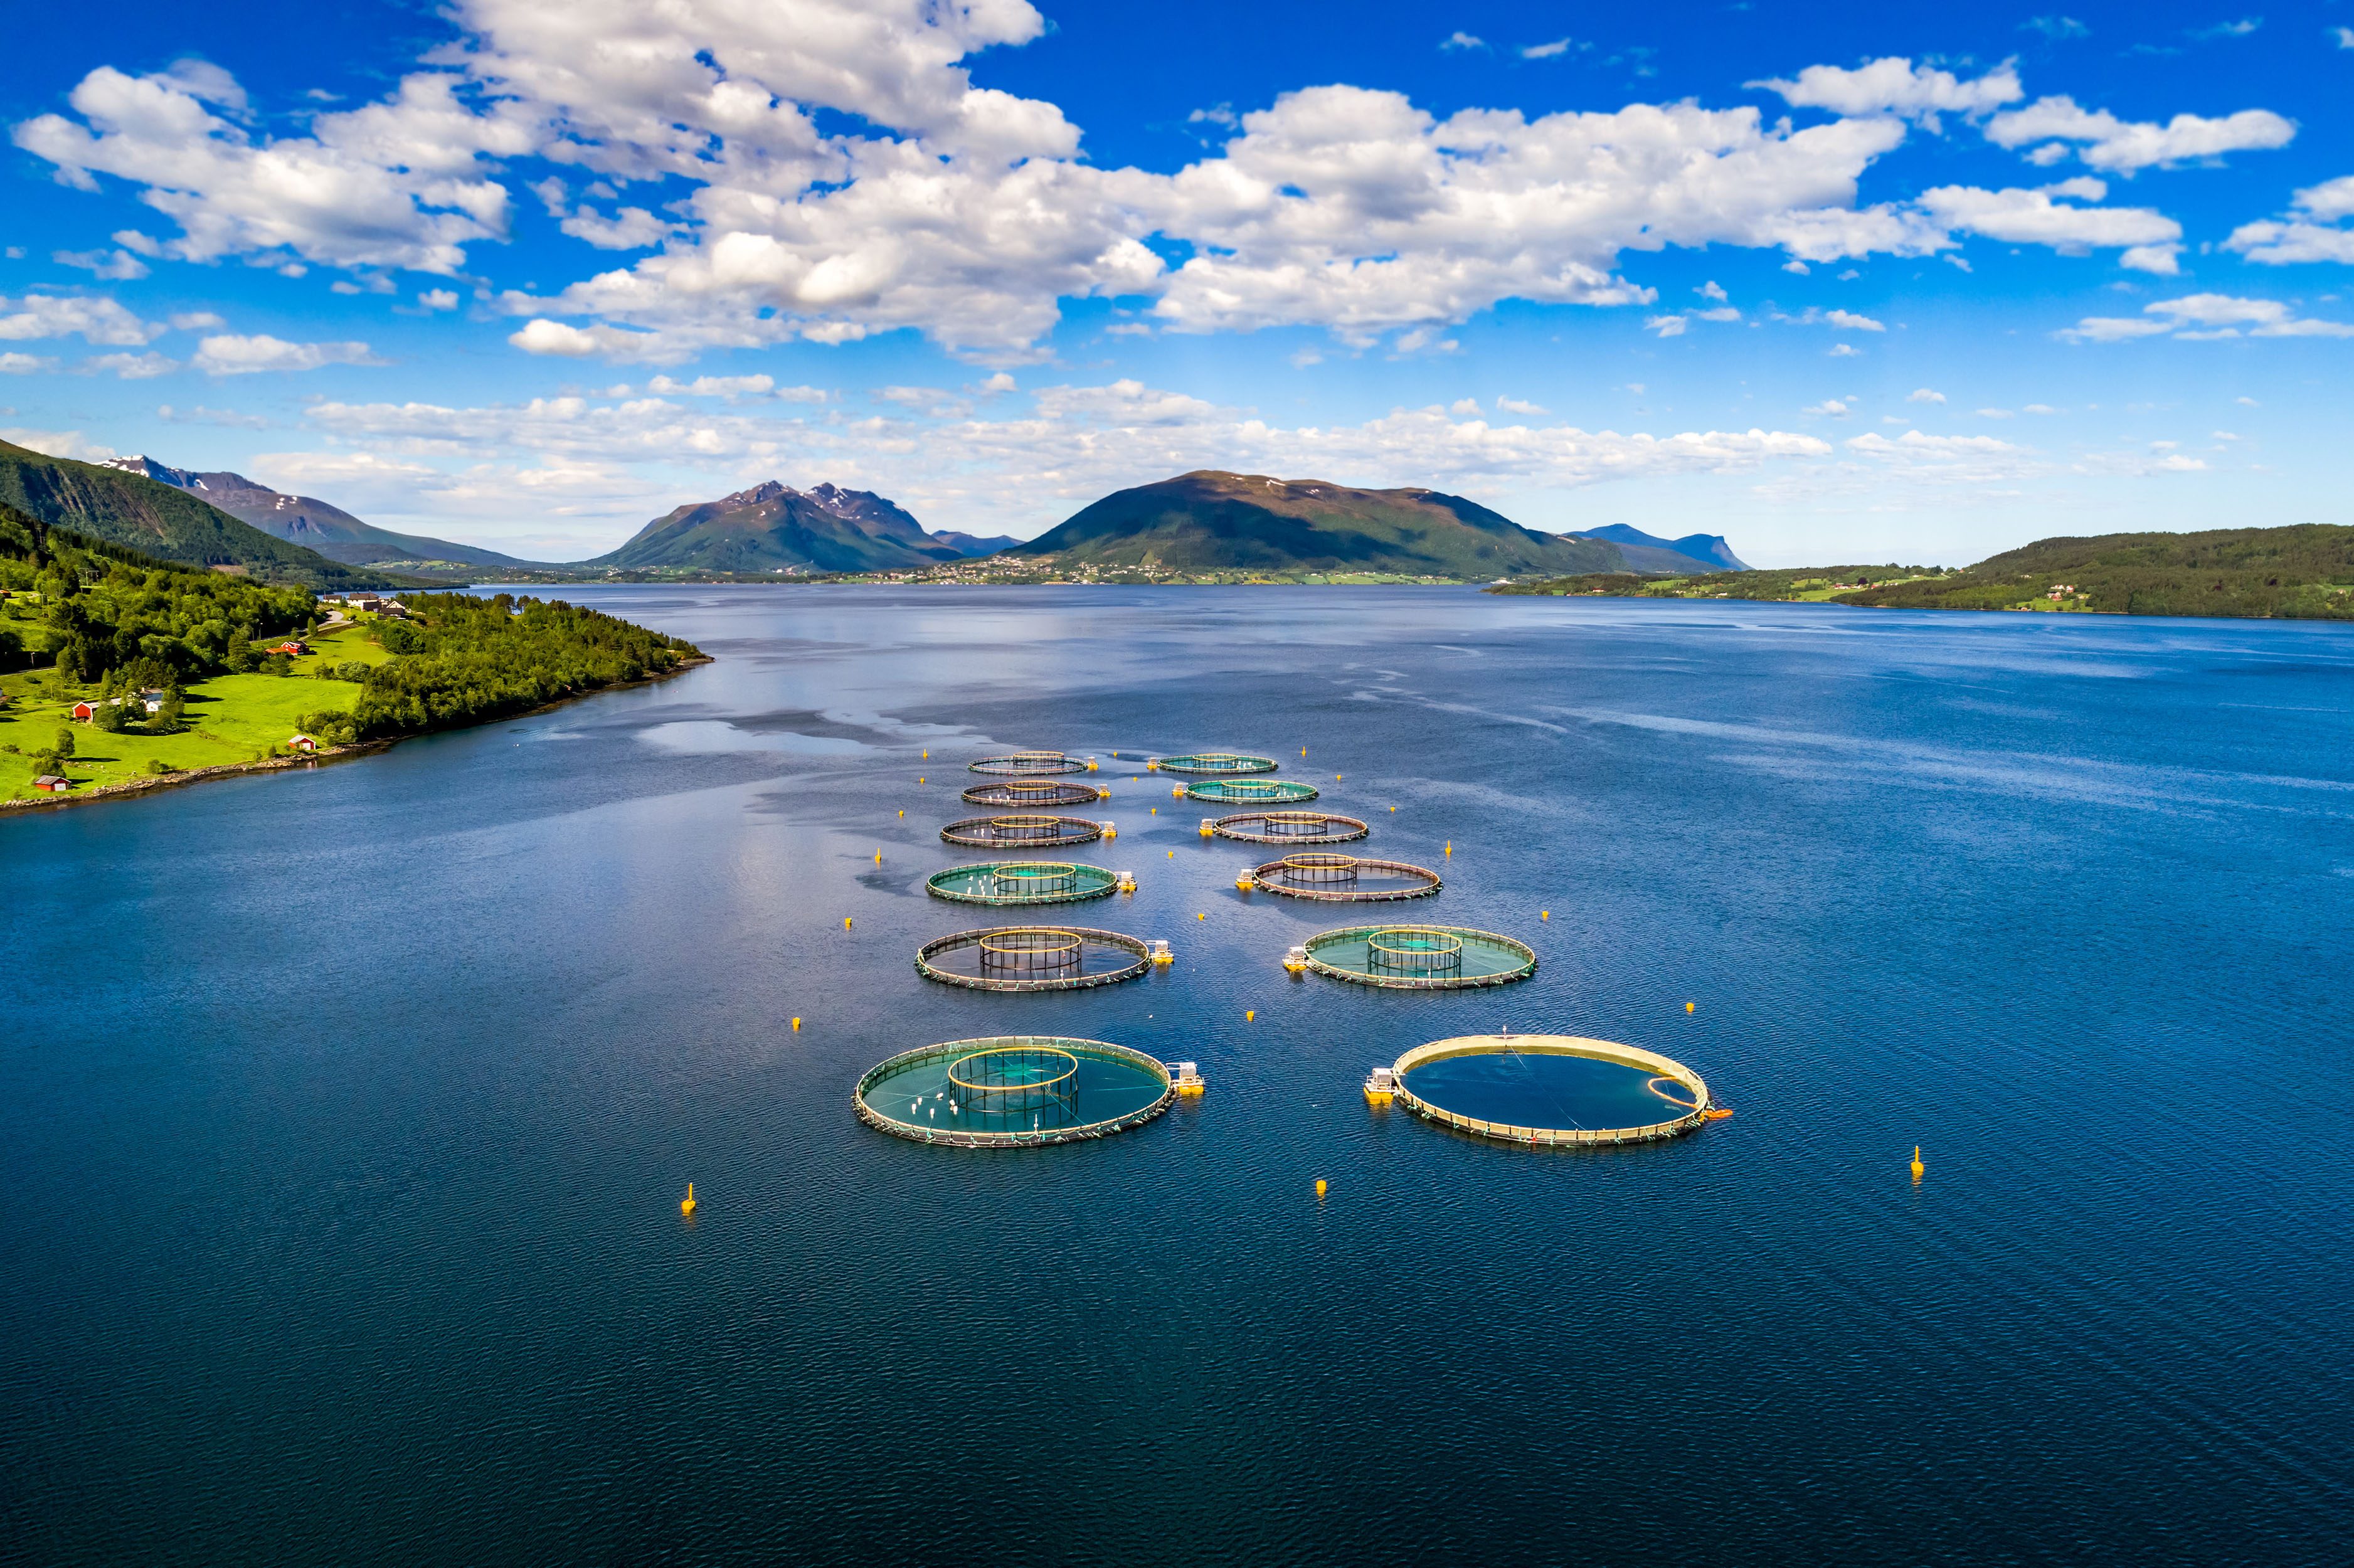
[962,779,1105,808]
[1186,777,1321,805]
[1154,752,1279,776]
[1301,924,1537,989]
[926,860,1121,907]
[1212,810,1369,845]
[940,814,1104,849]
[968,750,1089,776]
[1251,853,1441,902]
[1389,1034,1712,1147]
[916,925,1151,991]
[854,1036,1175,1147]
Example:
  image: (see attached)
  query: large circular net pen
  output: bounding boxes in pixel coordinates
[1386,1034,1714,1148]
[968,750,1089,776]
[1211,810,1369,844]
[926,860,1121,907]
[1300,924,1537,989]
[962,780,1106,808]
[916,925,1152,991]
[854,1036,1176,1147]
[1251,854,1441,902]
[1153,752,1279,776]
[1186,778,1320,805]
[940,814,1104,849]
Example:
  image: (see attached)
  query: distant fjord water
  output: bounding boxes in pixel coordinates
[4,586,2350,1564]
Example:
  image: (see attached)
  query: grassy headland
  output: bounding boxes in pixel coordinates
[3,523,704,804]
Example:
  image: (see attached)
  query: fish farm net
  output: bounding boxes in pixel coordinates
[1153,752,1279,776]
[916,925,1152,991]
[962,779,1105,808]
[926,860,1120,907]
[968,750,1089,776]
[940,814,1104,849]
[1186,777,1320,804]
[1386,1034,1712,1147]
[1251,854,1441,901]
[1211,810,1369,844]
[854,1036,1175,1146]
[1301,924,1537,989]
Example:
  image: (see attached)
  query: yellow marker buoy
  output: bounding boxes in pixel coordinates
[898,810,904,818]
[1911,1147,1925,1182]
[1685,1001,1695,1013]
[681,1183,696,1216]
[792,1018,801,1030]
[844,916,853,929]
[1197,912,1206,919]
[922,751,929,759]
[1540,910,1549,920]
[874,850,882,864]
[918,776,924,783]
[1151,807,1156,813]
[1315,1179,1327,1199]
[1168,849,1175,858]
[1246,1010,1254,1020]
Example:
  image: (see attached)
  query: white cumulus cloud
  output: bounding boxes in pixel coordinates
[0,293,161,345]
[1984,95,2295,172]
[2058,292,2354,341]
[193,334,385,374]
[1753,58,2023,125]
[2225,174,2354,264]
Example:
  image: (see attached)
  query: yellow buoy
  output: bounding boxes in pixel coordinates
[681,1183,696,1216]
[1911,1147,1925,1182]
[1540,910,1549,920]
[1246,1010,1255,1020]
[1315,1178,1327,1199]
[844,916,853,929]
[874,850,882,863]
[918,776,924,783]
[1300,747,1307,756]
[1685,1001,1695,1013]
[1197,912,1206,919]
[898,810,904,818]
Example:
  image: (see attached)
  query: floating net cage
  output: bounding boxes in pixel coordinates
[969,750,1089,776]
[940,814,1104,849]
[1187,777,1320,805]
[1252,853,1441,902]
[1154,752,1279,776]
[962,779,1105,808]
[1301,924,1537,989]
[916,925,1152,992]
[854,1035,1176,1147]
[1212,810,1369,845]
[926,859,1119,907]
[1387,1034,1713,1147]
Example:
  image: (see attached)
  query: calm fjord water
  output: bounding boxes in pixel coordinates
[5,586,2351,1564]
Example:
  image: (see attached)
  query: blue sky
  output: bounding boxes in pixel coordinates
[3,0,2350,564]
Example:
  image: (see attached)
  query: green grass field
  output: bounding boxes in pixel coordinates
[0,623,390,802]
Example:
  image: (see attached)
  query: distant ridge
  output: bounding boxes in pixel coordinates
[0,439,420,589]
[1006,470,1624,578]
[1565,524,1749,573]
[102,457,548,571]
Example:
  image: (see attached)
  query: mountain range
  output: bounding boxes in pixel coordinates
[9,444,1749,584]
[1005,470,1626,578]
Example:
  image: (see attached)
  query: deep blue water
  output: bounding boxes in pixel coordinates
[4,586,2351,1564]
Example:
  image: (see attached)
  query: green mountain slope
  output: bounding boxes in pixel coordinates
[101,457,548,570]
[1005,471,1623,578]
[1840,525,2354,619]
[591,480,962,573]
[0,440,420,590]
